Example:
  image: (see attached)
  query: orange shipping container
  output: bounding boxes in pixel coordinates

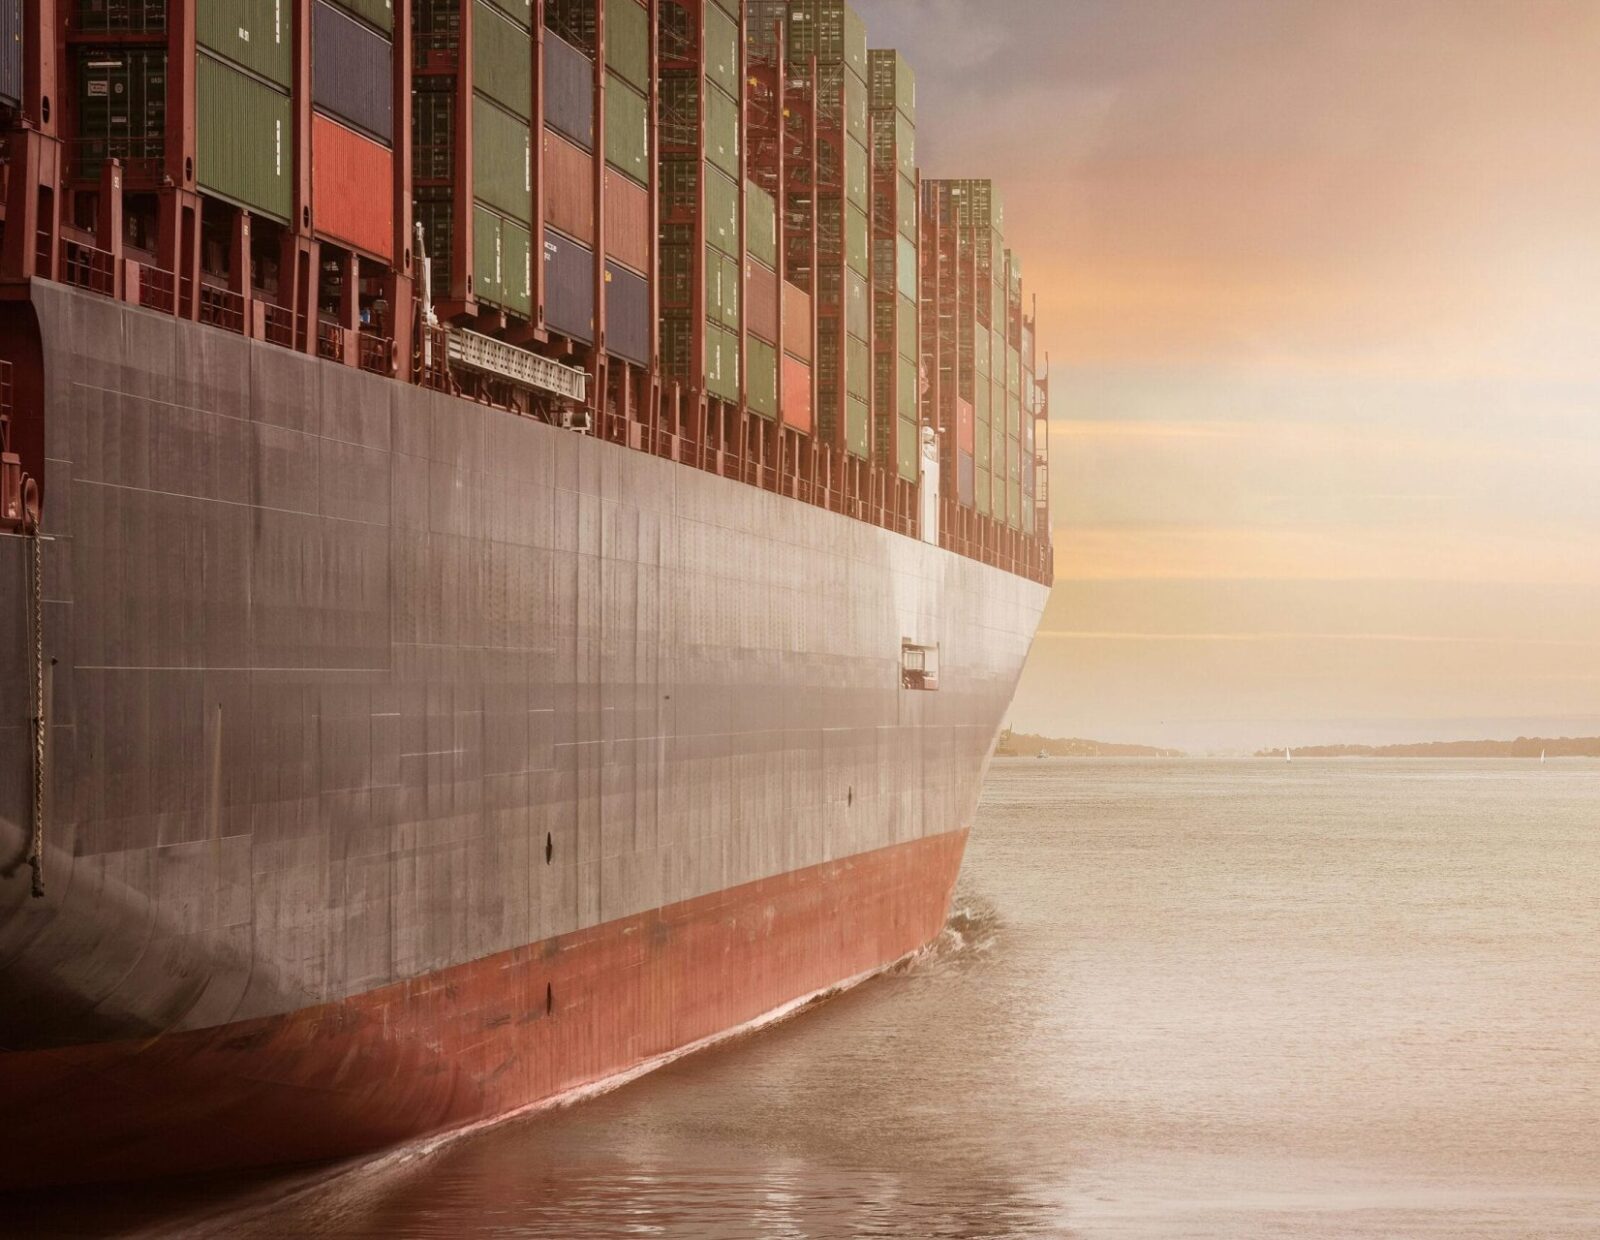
[745,259,778,344]
[544,128,595,245]
[312,114,394,260]
[782,354,813,434]
[604,172,650,274]
[782,281,812,362]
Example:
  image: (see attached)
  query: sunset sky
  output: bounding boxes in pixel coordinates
[858,0,1600,750]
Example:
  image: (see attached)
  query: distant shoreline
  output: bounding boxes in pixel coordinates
[1254,738,1600,759]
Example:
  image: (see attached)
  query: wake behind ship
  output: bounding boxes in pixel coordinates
[0,0,1052,1187]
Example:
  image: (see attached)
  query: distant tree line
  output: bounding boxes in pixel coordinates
[1253,737,1600,758]
[997,730,1186,758]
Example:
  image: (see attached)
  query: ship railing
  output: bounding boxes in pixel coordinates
[414,323,454,391]
[137,264,177,315]
[60,237,116,297]
[261,303,301,351]
[316,319,345,363]
[197,283,245,334]
[358,332,394,376]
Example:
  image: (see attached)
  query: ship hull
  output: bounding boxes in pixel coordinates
[0,282,1048,1186]
[0,828,965,1188]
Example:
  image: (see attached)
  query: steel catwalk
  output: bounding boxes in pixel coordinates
[0,281,1048,1186]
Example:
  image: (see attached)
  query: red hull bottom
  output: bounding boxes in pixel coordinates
[0,830,967,1189]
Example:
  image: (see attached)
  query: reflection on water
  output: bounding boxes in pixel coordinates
[25,760,1600,1238]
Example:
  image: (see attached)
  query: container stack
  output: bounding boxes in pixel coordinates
[601,0,653,366]
[1003,247,1024,530]
[658,0,744,406]
[919,181,972,510]
[786,0,870,460]
[744,179,780,419]
[746,0,816,435]
[414,0,533,320]
[867,48,917,484]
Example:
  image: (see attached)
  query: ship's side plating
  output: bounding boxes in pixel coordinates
[0,283,1046,1183]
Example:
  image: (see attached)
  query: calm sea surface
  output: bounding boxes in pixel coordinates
[31,759,1600,1238]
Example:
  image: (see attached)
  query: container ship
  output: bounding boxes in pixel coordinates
[0,0,1052,1187]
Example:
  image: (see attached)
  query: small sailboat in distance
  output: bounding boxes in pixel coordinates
[1285,747,1293,763]
[1541,749,1547,764]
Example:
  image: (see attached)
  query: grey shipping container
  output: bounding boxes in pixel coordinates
[605,261,650,365]
[313,0,394,144]
[0,0,18,108]
[545,230,595,342]
[958,449,975,507]
[544,32,593,149]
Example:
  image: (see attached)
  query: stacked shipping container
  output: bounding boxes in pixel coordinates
[786,0,869,459]
[867,48,915,483]
[5,0,1050,574]
[659,0,742,404]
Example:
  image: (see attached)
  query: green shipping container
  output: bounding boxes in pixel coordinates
[897,415,918,481]
[846,269,869,340]
[897,294,917,360]
[896,235,917,301]
[844,71,866,145]
[705,164,740,256]
[974,330,989,376]
[747,181,778,267]
[895,113,915,179]
[1009,344,1021,392]
[605,0,649,90]
[474,0,532,119]
[198,0,290,88]
[705,247,740,328]
[705,3,740,101]
[332,0,395,33]
[868,48,915,120]
[898,356,917,419]
[846,394,869,458]
[706,323,740,402]
[474,211,533,316]
[473,204,501,304]
[897,176,917,241]
[1009,480,1023,529]
[484,0,531,30]
[845,136,867,210]
[605,74,650,184]
[473,95,531,221]
[196,53,291,220]
[749,337,778,419]
[846,335,870,400]
[846,202,868,275]
[705,81,740,180]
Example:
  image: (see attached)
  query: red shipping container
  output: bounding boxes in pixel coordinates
[312,114,394,260]
[745,259,778,344]
[782,281,812,362]
[544,128,595,245]
[604,172,650,275]
[782,354,813,434]
[957,398,975,453]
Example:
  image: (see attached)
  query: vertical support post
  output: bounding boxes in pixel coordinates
[450,0,476,308]
[3,0,62,282]
[228,210,253,335]
[387,0,415,373]
[96,159,124,299]
[531,0,547,331]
